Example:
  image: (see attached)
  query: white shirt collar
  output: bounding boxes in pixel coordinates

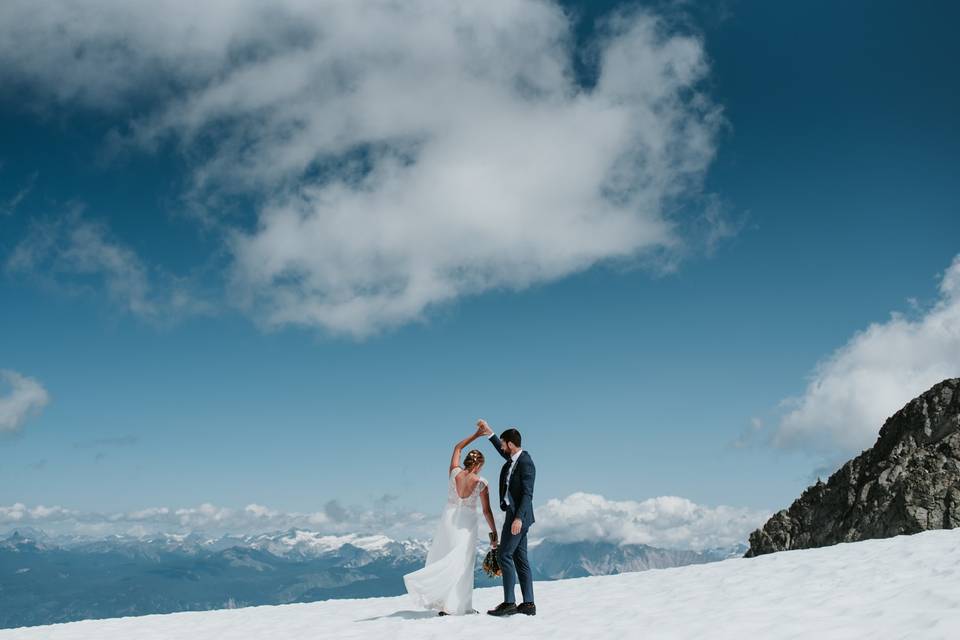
[510,448,523,463]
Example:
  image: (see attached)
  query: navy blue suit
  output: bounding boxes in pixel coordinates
[488,433,535,604]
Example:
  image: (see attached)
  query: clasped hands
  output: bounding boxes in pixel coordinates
[476,419,493,437]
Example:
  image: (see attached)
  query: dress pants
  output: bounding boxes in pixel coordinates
[497,508,534,604]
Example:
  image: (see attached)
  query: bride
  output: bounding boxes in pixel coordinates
[404,423,499,615]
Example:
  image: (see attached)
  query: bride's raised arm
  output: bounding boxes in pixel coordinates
[449,424,486,473]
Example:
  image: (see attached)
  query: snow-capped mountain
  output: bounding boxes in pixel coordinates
[246,530,430,562]
[0,526,435,629]
[528,539,747,579]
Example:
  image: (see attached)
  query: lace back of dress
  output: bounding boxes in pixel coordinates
[447,469,483,509]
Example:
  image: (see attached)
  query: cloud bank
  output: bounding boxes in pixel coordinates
[2,492,767,550]
[773,254,960,456]
[536,492,767,550]
[0,369,50,433]
[0,0,723,336]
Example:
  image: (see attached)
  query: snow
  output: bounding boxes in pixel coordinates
[250,531,399,556]
[3,529,959,639]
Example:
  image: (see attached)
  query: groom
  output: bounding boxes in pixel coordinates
[477,419,536,617]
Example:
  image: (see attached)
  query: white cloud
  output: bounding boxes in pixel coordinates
[0,171,37,216]
[6,210,211,324]
[0,1,271,110]
[0,499,431,539]
[535,492,768,550]
[0,0,724,337]
[0,502,76,522]
[0,370,50,433]
[774,254,960,455]
[731,416,765,449]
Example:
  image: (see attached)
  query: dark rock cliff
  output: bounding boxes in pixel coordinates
[747,378,960,557]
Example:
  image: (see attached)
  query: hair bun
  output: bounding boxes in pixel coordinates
[464,449,485,469]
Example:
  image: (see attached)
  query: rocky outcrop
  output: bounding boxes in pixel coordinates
[746,378,960,557]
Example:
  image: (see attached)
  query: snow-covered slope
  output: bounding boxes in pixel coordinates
[3,529,958,640]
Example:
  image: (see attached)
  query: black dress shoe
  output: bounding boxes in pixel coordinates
[487,602,519,616]
[517,602,536,616]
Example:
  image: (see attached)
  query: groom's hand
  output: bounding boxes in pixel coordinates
[477,419,492,436]
[511,518,522,535]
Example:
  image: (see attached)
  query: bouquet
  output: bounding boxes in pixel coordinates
[482,548,501,577]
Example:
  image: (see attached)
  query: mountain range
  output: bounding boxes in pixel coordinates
[0,527,743,629]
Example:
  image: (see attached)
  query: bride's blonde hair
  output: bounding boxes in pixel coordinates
[464,449,484,470]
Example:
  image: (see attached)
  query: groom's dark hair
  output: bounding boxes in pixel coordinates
[500,428,521,447]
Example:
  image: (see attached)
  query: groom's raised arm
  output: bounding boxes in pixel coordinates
[479,420,511,461]
[487,432,511,461]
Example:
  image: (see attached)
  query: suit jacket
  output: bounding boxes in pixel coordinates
[488,433,536,526]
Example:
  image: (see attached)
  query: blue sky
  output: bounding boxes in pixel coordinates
[1,0,958,547]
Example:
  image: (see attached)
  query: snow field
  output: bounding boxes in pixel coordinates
[2,528,959,640]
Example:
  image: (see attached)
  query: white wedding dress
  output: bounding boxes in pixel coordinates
[404,467,489,615]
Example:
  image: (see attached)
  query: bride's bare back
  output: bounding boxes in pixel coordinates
[454,470,485,499]
[445,423,498,542]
